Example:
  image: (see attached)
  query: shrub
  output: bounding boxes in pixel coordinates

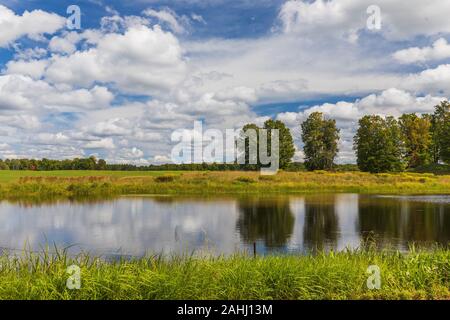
[235,177,256,184]
[155,175,177,183]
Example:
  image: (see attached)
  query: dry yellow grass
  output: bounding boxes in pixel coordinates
[0,171,449,199]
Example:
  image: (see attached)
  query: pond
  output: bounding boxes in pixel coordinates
[0,194,449,257]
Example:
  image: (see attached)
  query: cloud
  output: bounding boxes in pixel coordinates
[277,0,450,41]
[393,38,450,64]
[257,79,308,102]
[44,25,187,96]
[153,155,171,163]
[0,75,114,112]
[191,13,206,25]
[283,88,444,126]
[0,114,41,129]
[5,59,48,79]
[276,88,446,163]
[0,143,9,150]
[34,133,70,145]
[143,8,189,34]
[88,118,133,137]
[105,6,119,16]
[13,46,47,60]
[0,5,65,47]
[84,138,115,150]
[215,86,258,104]
[48,32,81,54]
[119,147,145,159]
[184,31,402,103]
[403,64,450,95]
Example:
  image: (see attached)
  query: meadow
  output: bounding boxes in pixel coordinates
[0,170,181,183]
[0,170,449,200]
[0,247,448,300]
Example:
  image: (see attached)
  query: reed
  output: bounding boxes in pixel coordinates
[0,247,448,300]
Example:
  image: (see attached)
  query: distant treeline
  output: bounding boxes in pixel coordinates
[0,157,359,172]
[0,101,448,173]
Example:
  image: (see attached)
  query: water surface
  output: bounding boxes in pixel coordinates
[0,194,448,256]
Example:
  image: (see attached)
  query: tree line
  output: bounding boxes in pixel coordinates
[0,101,448,173]
[240,100,449,173]
[0,156,282,172]
[354,101,449,172]
[0,157,107,171]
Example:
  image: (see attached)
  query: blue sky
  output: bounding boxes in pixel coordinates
[2,0,284,38]
[0,0,449,164]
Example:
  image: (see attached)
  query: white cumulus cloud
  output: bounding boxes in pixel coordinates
[393,38,450,64]
[0,5,65,47]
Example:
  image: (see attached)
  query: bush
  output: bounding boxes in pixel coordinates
[235,177,256,184]
[155,175,177,183]
[0,162,9,170]
[259,175,275,181]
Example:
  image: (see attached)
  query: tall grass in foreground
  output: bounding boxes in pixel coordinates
[0,248,448,300]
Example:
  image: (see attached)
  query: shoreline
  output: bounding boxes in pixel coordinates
[0,171,449,200]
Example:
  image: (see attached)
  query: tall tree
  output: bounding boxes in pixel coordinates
[238,123,260,170]
[97,159,107,170]
[399,113,432,168]
[263,119,295,170]
[301,112,340,171]
[354,115,405,173]
[431,101,450,164]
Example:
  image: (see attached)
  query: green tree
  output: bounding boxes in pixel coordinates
[301,112,340,171]
[97,159,107,170]
[239,123,260,170]
[354,115,405,173]
[431,101,450,164]
[0,160,9,170]
[88,156,97,169]
[263,119,295,170]
[399,113,432,168]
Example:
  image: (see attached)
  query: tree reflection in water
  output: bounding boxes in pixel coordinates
[236,197,295,249]
[303,195,340,252]
[357,196,450,249]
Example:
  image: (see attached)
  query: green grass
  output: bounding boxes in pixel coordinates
[0,170,183,183]
[0,248,448,300]
[0,171,449,200]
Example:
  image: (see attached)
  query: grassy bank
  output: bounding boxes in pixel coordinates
[0,170,181,184]
[0,248,448,300]
[0,171,449,199]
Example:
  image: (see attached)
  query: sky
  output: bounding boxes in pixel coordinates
[0,0,449,164]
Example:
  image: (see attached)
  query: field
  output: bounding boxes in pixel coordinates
[0,248,448,300]
[0,170,449,200]
[0,170,182,183]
